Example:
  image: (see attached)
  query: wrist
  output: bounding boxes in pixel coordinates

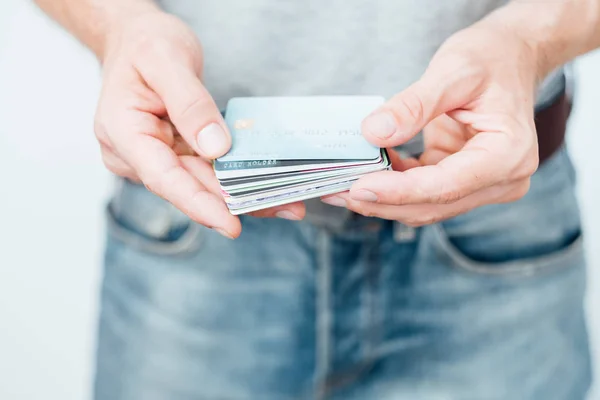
[482,0,600,82]
[100,11,204,78]
[98,2,164,61]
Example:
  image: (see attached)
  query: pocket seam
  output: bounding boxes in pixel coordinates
[430,223,585,277]
[106,205,205,257]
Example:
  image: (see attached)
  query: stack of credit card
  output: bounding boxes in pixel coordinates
[214,96,391,215]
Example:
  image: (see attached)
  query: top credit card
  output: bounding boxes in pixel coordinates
[217,96,385,162]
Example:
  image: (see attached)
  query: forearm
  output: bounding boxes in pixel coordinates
[485,0,600,80]
[34,0,160,59]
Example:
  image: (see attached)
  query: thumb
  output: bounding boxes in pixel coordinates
[361,65,482,148]
[139,59,231,159]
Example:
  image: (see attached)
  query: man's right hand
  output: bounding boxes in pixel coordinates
[94,12,305,239]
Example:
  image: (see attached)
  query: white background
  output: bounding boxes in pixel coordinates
[1,2,599,399]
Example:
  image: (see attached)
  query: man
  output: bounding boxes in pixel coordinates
[35,0,600,399]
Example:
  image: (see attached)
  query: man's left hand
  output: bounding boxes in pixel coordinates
[322,17,543,226]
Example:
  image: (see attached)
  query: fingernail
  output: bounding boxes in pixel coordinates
[197,123,230,158]
[322,196,347,207]
[215,228,234,239]
[363,112,398,139]
[351,190,378,202]
[275,210,302,220]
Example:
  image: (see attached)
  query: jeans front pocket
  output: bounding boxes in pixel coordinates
[106,178,205,256]
[431,147,584,277]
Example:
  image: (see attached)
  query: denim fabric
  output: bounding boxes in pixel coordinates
[94,146,591,400]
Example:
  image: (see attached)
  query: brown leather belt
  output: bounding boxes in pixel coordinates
[536,90,570,165]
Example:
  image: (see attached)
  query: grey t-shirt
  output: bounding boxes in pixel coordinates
[157,0,565,225]
[158,0,563,107]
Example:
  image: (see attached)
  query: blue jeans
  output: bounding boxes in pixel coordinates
[94,147,591,400]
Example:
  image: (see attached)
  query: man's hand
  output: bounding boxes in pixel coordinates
[322,0,600,226]
[34,0,600,232]
[93,12,305,239]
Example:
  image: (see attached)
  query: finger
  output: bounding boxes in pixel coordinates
[349,132,522,205]
[325,180,529,226]
[100,144,140,182]
[418,148,450,166]
[319,191,349,208]
[158,118,196,156]
[423,113,475,149]
[387,148,421,172]
[148,118,177,146]
[137,58,231,159]
[179,155,226,196]
[120,131,241,238]
[249,202,306,220]
[417,114,473,166]
[172,135,196,156]
[102,110,178,160]
[361,61,485,148]
[180,156,306,220]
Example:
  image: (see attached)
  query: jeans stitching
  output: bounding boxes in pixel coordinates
[106,205,205,256]
[430,223,585,277]
[315,230,332,400]
[365,240,380,358]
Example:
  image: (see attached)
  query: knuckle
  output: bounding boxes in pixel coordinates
[387,188,410,205]
[142,178,161,196]
[363,209,377,218]
[351,202,374,218]
[404,217,426,227]
[176,96,212,124]
[402,218,421,228]
[505,180,531,202]
[506,153,536,182]
[94,118,109,141]
[420,214,440,226]
[140,170,164,195]
[436,188,462,204]
[503,125,539,181]
[102,161,119,176]
[102,158,126,178]
[136,115,173,144]
[141,164,181,198]
[398,89,425,124]
[514,152,539,180]
[404,212,442,227]
[440,210,462,223]
[428,177,463,204]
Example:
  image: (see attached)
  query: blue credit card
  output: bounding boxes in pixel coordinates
[217,96,385,162]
